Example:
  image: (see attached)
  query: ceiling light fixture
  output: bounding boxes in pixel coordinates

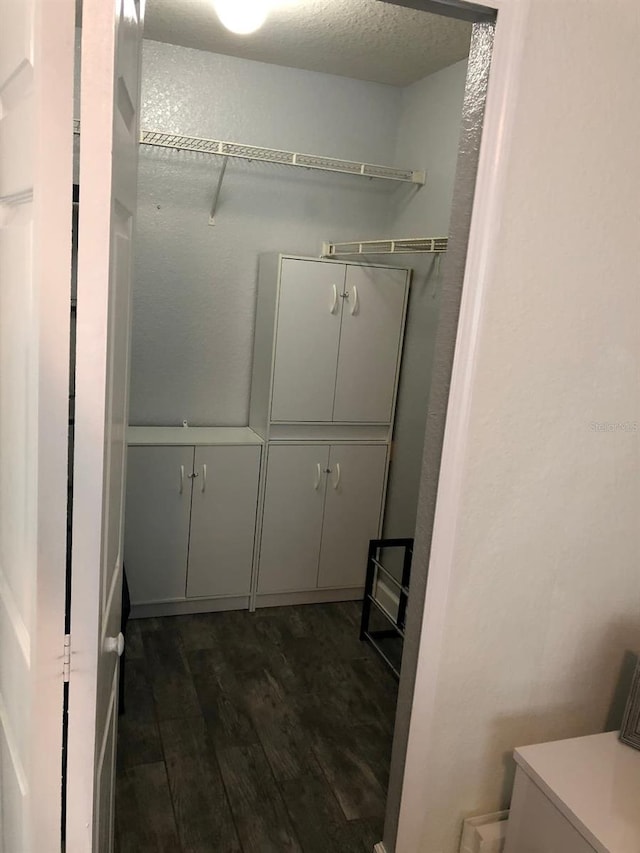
[213,0,272,35]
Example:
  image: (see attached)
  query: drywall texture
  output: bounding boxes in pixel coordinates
[130,41,401,425]
[386,24,492,851]
[399,3,640,852]
[383,59,468,545]
[144,0,472,86]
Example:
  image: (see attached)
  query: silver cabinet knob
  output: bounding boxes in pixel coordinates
[104,632,125,657]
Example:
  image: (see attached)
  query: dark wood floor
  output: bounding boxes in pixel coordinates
[115,602,398,853]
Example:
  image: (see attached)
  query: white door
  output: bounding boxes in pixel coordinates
[125,446,193,605]
[258,445,329,594]
[317,444,387,589]
[271,259,345,422]
[0,1,74,850]
[187,445,261,598]
[66,1,144,850]
[333,265,408,423]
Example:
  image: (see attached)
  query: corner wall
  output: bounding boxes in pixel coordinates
[398,2,640,851]
[384,59,468,543]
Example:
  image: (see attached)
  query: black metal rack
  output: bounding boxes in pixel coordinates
[360,538,413,678]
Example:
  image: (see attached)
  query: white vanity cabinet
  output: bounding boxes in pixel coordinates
[257,443,388,597]
[124,428,262,615]
[505,732,640,853]
[251,255,410,428]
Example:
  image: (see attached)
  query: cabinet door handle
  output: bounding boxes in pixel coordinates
[201,464,207,493]
[179,465,185,494]
[332,462,341,490]
[350,285,359,316]
[314,463,322,490]
[330,284,339,315]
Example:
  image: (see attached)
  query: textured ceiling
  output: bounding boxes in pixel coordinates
[144,0,472,86]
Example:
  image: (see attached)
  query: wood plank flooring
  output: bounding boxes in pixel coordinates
[115,602,398,853]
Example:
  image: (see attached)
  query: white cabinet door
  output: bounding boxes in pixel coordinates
[187,446,261,598]
[258,445,330,593]
[67,1,144,849]
[505,769,596,853]
[333,265,407,423]
[271,259,345,422]
[317,445,387,589]
[124,446,193,604]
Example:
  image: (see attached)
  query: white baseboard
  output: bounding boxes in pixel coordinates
[255,586,364,608]
[130,595,250,618]
[130,586,366,619]
[460,811,509,853]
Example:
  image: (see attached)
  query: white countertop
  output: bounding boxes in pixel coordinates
[514,731,640,853]
[127,427,263,446]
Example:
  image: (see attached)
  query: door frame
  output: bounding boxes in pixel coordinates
[65,1,144,849]
[377,1,530,851]
[60,0,529,849]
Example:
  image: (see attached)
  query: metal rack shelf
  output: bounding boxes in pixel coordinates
[360,538,414,679]
[322,237,448,257]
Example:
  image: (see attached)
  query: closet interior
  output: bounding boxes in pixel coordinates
[114,2,473,849]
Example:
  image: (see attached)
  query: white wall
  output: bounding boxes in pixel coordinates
[130,41,401,425]
[399,3,640,852]
[384,59,468,543]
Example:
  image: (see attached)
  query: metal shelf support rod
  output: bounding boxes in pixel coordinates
[208,156,229,225]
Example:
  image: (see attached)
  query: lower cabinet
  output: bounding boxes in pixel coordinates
[257,443,388,595]
[125,441,261,607]
[187,445,261,598]
[125,445,193,604]
[125,433,388,608]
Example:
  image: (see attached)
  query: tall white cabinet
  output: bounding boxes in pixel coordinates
[250,255,410,606]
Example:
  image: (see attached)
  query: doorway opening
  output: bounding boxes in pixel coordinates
[70,1,496,850]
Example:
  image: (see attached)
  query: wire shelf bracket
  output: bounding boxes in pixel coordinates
[321,237,449,257]
[209,156,229,226]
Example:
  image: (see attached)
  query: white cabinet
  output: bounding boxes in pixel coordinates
[249,255,409,604]
[505,732,640,853]
[317,444,388,588]
[271,260,343,422]
[187,445,261,598]
[258,445,329,594]
[125,445,193,604]
[124,428,262,612]
[250,255,409,430]
[258,443,387,596]
[333,264,409,423]
[506,770,596,853]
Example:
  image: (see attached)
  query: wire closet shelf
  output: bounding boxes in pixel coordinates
[140,130,427,185]
[321,237,449,257]
[73,121,425,186]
